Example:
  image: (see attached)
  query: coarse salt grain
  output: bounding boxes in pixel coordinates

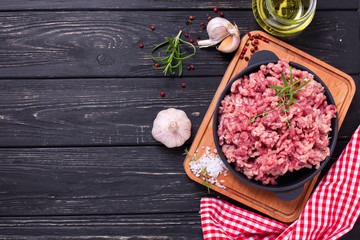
[189,146,228,189]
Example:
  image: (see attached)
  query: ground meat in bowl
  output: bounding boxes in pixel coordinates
[217,59,337,185]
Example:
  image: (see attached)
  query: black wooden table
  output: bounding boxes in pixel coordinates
[0,1,359,239]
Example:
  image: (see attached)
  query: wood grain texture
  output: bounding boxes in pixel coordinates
[0,76,357,147]
[0,146,207,216]
[0,11,358,78]
[0,77,221,147]
[0,0,357,10]
[0,143,348,217]
[0,213,203,239]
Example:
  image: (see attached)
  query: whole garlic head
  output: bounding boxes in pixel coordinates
[152,108,191,148]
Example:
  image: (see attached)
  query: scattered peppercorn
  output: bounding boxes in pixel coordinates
[150,26,155,31]
[250,48,255,53]
[196,40,200,44]
[189,38,194,43]
[189,16,195,20]
[187,66,191,70]
[240,54,244,59]
[220,12,224,17]
[254,39,259,44]
[200,22,206,29]
[160,91,165,97]
[186,20,192,25]
[155,63,159,67]
[245,56,249,61]
[139,43,144,48]
[184,33,190,38]
[208,16,212,21]
[265,39,269,43]
[247,32,251,36]
[213,8,218,12]
[249,36,254,40]
[190,64,194,69]
[181,83,186,88]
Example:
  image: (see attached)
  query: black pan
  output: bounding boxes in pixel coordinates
[213,50,338,201]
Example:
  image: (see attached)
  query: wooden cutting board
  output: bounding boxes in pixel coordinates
[183,30,356,222]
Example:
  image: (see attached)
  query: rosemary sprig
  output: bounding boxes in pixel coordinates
[268,66,310,111]
[152,30,196,76]
[248,67,311,129]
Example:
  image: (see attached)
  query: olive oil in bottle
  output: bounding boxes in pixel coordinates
[272,0,303,20]
[252,0,316,37]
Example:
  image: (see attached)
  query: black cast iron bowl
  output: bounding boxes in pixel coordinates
[213,50,338,201]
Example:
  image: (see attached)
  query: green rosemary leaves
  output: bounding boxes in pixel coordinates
[152,30,196,76]
[249,67,311,129]
[268,67,310,112]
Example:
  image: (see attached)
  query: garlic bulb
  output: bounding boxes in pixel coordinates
[197,17,240,53]
[151,108,191,148]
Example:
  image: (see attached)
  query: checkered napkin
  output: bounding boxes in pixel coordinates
[201,126,360,240]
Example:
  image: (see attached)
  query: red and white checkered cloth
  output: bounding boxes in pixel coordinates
[201,126,360,240]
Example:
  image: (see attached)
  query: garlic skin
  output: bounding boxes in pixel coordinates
[151,108,191,148]
[197,17,240,53]
[217,35,241,53]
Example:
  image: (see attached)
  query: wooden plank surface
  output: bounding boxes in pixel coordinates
[0,213,203,239]
[0,76,357,147]
[0,11,359,78]
[0,0,357,10]
[0,146,206,215]
[0,144,348,216]
[0,77,220,147]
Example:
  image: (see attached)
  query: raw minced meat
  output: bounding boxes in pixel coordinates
[217,59,337,185]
